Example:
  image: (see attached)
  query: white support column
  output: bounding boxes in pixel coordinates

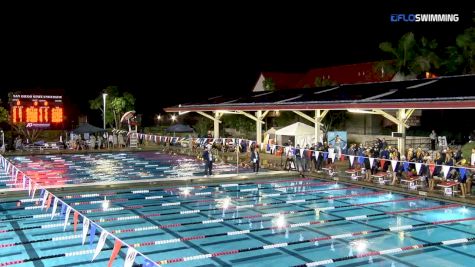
[315,110,328,144]
[256,110,262,145]
[291,110,327,144]
[372,109,410,128]
[292,111,315,124]
[397,109,406,156]
[214,112,222,138]
[196,111,222,138]
[372,108,414,155]
[404,109,415,123]
[236,111,265,124]
[196,111,222,123]
[292,111,325,125]
[234,110,266,146]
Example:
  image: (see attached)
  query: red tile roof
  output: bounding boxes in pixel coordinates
[295,62,393,87]
[262,62,394,90]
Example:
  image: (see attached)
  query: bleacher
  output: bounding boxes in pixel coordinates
[364,137,431,150]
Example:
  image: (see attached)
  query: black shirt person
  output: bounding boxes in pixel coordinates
[251,148,260,173]
[202,146,213,176]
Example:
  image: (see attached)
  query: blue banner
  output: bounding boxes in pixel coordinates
[89,223,97,248]
[328,131,348,153]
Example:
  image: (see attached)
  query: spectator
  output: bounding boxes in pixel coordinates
[316,142,324,171]
[118,134,125,148]
[284,145,295,171]
[250,147,260,173]
[14,136,23,151]
[430,130,437,150]
[97,135,103,149]
[381,138,388,150]
[89,134,96,150]
[202,145,213,176]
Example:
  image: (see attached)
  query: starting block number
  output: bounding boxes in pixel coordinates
[444,187,453,196]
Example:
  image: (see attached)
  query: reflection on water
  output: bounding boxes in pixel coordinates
[7,152,251,187]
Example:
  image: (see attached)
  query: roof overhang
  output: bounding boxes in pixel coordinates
[165,99,475,112]
[164,75,475,113]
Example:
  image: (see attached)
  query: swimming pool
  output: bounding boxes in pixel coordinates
[2,167,475,266]
[1,152,250,189]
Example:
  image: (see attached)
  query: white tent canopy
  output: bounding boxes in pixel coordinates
[275,122,315,147]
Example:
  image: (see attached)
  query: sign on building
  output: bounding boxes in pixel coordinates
[438,136,447,149]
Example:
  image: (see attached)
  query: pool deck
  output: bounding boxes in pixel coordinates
[3,146,475,208]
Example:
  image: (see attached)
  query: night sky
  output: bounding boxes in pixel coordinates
[0,6,473,127]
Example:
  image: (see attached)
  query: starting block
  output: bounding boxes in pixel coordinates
[372,172,388,184]
[437,181,459,196]
[322,167,335,176]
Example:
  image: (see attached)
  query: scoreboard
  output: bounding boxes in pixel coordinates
[10,94,64,128]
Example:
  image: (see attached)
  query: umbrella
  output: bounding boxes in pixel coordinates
[165,124,194,133]
[121,110,136,123]
[72,123,107,134]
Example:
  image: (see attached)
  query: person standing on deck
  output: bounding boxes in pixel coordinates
[203,145,214,176]
[251,147,260,173]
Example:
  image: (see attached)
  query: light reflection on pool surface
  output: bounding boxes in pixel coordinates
[2,152,252,188]
[2,176,475,267]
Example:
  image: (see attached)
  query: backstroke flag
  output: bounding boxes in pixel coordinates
[92,231,108,261]
[391,160,398,172]
[73,211,79,233]
[369,158,374,168]
[63,206,72,231]
[442,165,451,178]
[41,191,49,210]
[415,163,422,175]
[124,247,138,267]
[51,197,59,219]
[107,239,122,267]
[82,218,90,245]
[89,223,97,248]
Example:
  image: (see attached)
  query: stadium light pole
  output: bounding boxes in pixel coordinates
[102,93,107,129]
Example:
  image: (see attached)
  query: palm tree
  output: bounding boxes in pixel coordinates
[445,26,475,74]
[378,32,440,80]
[412,37,441,75]
[262,78,276,91]
[314,77,338,87]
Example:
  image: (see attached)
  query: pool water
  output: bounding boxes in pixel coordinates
[1,152,251,189]
[1,153,475,267]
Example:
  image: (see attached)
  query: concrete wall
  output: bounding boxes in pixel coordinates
[344,114,385,135]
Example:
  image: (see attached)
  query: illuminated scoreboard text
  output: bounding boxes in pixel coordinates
[11,94,64,128]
